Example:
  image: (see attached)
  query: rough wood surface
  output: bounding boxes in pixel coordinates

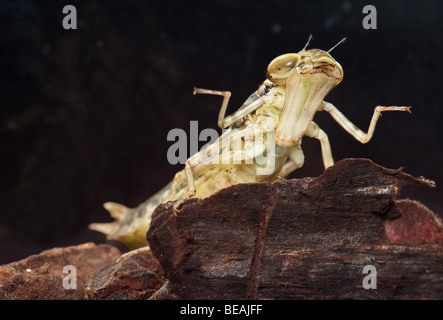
[85,249,166,300]
[0,243,121,300]
[147,158,442,300]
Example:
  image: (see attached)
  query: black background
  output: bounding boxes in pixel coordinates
[1,0,442,264]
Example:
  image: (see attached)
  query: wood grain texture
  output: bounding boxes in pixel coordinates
[147,159,442,299]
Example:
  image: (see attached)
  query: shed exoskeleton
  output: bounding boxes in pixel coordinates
[89,37,411,250]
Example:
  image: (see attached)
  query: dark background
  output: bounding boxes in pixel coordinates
[1,0,442,264]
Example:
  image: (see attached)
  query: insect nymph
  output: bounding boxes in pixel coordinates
[90,37,410,250]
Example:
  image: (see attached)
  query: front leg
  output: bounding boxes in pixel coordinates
[321,101,411,144]
[304,121,334,169]
[278,145,305,178]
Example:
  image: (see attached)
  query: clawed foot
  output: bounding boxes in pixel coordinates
[173,202,182,216]
[172,190,196,216]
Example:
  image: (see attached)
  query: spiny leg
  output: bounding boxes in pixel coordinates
[321,102,411,144]
[304,121,334,169]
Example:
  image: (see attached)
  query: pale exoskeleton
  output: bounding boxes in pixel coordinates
[90,37,411,251]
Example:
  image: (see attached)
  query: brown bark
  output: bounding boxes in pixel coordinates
[0,243,121,300]
[147,158,442,299]
[85,249,166,300]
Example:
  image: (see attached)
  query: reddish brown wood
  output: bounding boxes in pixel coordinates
[147,159,442,299]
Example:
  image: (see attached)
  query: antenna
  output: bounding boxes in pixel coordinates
[302,34,313,51]
[328,37,347,53]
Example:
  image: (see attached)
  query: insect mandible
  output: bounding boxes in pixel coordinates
[89,36,411,251]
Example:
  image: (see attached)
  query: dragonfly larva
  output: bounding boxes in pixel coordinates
[89,36,411,250]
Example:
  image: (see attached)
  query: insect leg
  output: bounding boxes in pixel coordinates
[193,88,233,129]
[194,87,266,129]
[321,101,411,144]
[172,158,197,215]
[278,145,305,178]
[172,125,268,214]
[193,84,284,129]
[304,121,334,169]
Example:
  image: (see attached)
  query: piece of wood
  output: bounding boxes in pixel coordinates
[0,243,121,300]
[147,158,442,299]
[85,249,166,300]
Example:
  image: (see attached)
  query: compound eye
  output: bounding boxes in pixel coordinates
[267,53,299,86]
